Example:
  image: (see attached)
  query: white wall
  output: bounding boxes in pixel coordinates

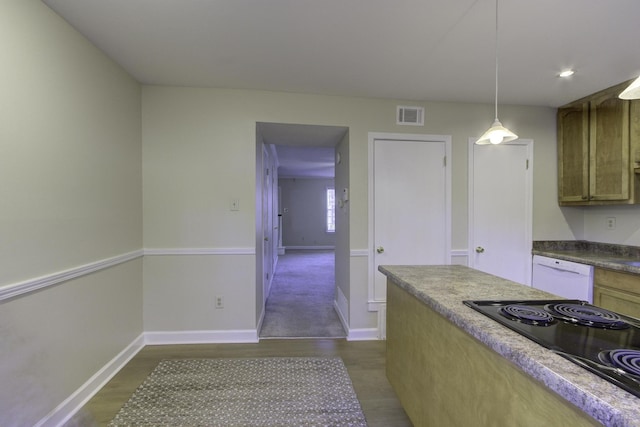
[279,178,336,248]
[0,1,142,425]
[141,85,565,331]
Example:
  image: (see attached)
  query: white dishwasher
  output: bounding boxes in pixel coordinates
[532,255,594,303]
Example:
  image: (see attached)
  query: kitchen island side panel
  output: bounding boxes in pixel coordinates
[386,281,601,427]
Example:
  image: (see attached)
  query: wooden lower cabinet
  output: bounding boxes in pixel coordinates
[594,268,640,320]
[386,282,600,427]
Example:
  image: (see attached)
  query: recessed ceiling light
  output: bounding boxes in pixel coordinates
[558,69,575,78]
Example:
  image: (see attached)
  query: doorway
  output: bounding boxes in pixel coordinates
[468,138,533,285]
[256,123,349,338]
[259,249,346,338]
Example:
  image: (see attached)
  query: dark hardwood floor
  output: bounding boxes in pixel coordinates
[67,339,412,427]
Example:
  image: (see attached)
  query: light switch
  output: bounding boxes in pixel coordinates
[231,199,240,211]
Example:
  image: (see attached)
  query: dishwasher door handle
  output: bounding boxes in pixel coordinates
[536,264,583,275]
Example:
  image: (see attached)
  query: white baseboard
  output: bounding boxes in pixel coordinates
[144,330,259,345]
[257,309,266,336]
[35,333,145,427]
[335,287,348,323]
[347,328,380,341]
[335,288,379,341]
[334,300,349,335]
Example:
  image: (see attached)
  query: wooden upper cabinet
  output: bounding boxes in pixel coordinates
[557,81,640,206]
[558,101,589,202]
[589,90,629,200]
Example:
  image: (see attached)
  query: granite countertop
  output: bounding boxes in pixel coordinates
[378,264,640,427]
[533,241,640,275]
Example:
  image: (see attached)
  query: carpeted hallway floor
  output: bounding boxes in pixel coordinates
[259,250,347,338]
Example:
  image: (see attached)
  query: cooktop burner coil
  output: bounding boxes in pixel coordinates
[598,349,640,377]
[544,303,630,329]
[499,304,555,326]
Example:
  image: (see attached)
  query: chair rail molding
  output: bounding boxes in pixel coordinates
[0,250,144,302]
[144,247,256,256]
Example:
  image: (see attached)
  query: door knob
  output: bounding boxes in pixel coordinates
[475,246,485,253]
[376,246,385,254]
[264,237,269,242]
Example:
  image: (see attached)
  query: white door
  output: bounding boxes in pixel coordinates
[369,134,451,306]
[468,139,533,285]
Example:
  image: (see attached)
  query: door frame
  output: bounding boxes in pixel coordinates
[367,132,452,311]
[262,144,273,304]
[467,137,533,285]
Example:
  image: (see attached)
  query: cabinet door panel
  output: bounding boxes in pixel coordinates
[595,268,640,293]
[558,103,589,203]
[594,286,640,320]
[590,94,630,200]
[594,268,640,321]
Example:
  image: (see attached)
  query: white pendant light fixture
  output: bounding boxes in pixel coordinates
[476,0,518,145]
[619,75,640,100]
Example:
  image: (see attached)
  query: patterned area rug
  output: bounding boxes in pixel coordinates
[109,357,367,426]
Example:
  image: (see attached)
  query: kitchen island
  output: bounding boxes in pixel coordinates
[379,265,640,427]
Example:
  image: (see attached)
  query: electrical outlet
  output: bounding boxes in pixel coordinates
[606,217,616,230]
[215,295,224,309]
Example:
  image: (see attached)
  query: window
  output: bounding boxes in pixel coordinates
[326,188,335,232]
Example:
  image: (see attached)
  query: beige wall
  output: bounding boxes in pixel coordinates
[143,255,255,331]
[0,1,142,425]
[141,85,569,330]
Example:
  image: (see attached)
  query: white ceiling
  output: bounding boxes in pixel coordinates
[43,0,640,107]
[42,0,640,176]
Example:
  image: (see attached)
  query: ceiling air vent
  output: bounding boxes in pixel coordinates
[396,106,424,126]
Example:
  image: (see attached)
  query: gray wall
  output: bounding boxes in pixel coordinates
[279,178,336,248]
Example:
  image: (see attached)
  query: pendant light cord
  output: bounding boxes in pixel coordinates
[494,0,499,121]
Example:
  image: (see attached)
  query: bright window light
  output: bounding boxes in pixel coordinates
[326,188,335,233]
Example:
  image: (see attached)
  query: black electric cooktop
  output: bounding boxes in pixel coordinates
[463,299,640,399]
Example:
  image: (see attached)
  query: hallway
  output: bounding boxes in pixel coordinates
[259,250,346,338]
